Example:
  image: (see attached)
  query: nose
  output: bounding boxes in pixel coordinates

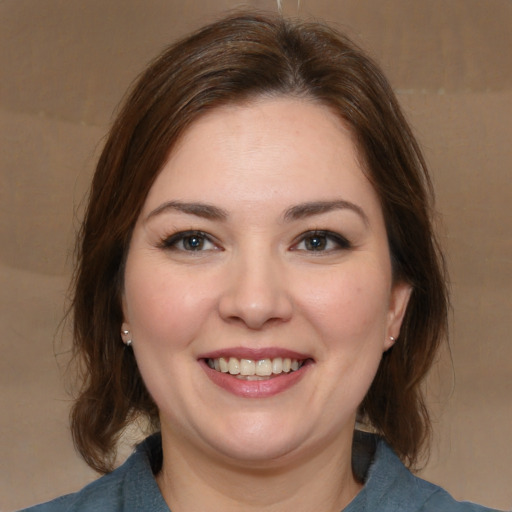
[218,249,293,330]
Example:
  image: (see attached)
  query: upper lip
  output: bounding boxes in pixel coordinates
[198,347,313,361]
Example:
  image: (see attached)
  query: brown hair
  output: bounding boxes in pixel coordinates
[71,11,448,473]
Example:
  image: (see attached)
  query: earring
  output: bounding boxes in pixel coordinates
[389,336,395,343]
[121,329,132,347]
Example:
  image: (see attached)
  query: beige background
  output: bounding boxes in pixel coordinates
[1,1,511,510]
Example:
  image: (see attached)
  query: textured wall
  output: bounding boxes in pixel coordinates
[1,1,511,510]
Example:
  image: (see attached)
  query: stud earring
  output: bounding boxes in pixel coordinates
[121,329,132,347]
[389,336,395,343]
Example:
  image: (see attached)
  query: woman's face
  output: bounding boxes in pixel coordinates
[122,98,411,466]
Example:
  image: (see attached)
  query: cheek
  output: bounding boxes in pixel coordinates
[123,262,214,348]
[297,263,391,341]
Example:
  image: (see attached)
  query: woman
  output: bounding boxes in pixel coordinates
[21,11,501,512]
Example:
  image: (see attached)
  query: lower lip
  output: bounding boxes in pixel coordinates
[200,361,309,398]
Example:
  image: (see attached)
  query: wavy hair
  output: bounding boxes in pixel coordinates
[70,11,448,473]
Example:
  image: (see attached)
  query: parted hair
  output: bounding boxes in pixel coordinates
[71,11,448,474]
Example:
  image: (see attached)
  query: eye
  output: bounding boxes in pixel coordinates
[160,230,218,252]
[292,230,351,252]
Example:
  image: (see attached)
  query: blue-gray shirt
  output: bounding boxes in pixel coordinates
[20,432,501,511]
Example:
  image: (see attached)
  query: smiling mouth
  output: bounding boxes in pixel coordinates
[205,357,306,380]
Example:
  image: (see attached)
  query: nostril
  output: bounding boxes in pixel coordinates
[217,258,294,329]
[218,290,293,329]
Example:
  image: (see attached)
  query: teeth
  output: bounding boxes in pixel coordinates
[256,359,272,376]
[219,357,229,373]
[228,357,240,375]
[240,359,255,376]
[208,356,304,377]
[236,374,268,381]
[272,358,283,374]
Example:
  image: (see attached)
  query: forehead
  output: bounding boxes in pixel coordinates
[141,97,380,218]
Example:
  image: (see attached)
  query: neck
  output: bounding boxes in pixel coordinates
[156,427,362,512]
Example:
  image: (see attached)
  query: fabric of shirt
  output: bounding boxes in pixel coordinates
[19,432,501,512]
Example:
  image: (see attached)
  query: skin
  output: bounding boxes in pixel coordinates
[122,97,411,512]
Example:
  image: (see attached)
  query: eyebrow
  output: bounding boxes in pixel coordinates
[146,201,229,221]
[283,200,369,225]
[145,199,368,225]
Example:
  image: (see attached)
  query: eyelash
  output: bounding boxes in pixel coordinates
[158,229,351,254]
[158,230,219,252]
[292,230,351,253]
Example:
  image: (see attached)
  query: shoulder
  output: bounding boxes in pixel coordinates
[347,432,503,512]
[17,471,126,512]
[18,435,169,512]
[420,487,503,512]
[18,458,133,512]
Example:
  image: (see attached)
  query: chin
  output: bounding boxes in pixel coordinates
[187,413,301,464]
[198,413,341,469]
[211,437,304,468]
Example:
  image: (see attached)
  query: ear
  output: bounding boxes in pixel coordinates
[120,321,132,344]
[120,291,130,328]
[384,281,412,351]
